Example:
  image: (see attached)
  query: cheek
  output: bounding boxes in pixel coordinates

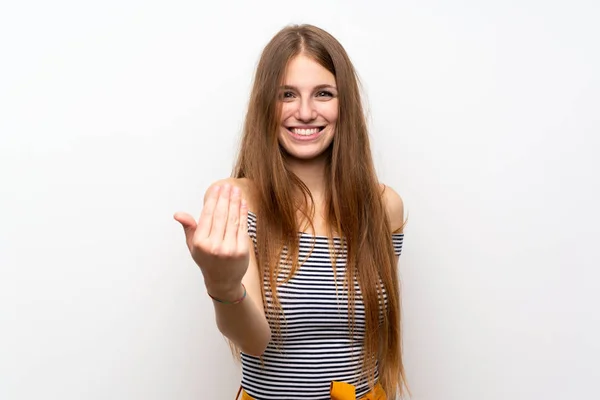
[319,103,338,123]
[280,104,295,122]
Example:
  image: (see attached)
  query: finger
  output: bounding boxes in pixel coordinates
[196,184,221,239]
[173,212,197,244]
[224,186,241,245]
[210,183,231,240]
[237,198,250,252]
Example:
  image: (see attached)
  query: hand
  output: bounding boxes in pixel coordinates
[174,184,250,298]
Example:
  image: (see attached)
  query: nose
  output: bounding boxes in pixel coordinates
[295,98,317,122]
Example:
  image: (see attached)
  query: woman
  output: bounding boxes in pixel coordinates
[174,24,408,400]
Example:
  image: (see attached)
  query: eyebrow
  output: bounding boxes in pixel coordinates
[280,84,337,91]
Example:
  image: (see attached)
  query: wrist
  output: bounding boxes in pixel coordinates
[205,282,245,304]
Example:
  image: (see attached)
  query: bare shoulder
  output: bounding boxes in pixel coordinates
[379,183,405,233]
[204,177,257,211]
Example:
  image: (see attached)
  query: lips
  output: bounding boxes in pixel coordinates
[286,126,325,136]
[284,126,326,142]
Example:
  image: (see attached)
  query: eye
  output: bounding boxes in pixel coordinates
[316,90,334,97]
[279,91,296,100]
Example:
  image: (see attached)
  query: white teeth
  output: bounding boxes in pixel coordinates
[291,128,320,135]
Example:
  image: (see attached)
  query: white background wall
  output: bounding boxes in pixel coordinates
[1,1,599,399]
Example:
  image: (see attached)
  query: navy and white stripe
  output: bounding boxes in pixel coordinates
[241,211,404,400]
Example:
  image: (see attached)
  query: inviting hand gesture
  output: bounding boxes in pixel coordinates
[174,184,250,298]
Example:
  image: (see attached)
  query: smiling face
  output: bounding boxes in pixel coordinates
[278,54,339,161]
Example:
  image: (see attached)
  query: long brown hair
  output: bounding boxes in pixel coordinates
[233,24,408,398]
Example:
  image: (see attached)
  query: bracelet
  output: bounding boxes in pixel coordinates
[207,284,247,305]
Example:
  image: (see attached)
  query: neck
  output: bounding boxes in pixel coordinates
[285,153,329,205]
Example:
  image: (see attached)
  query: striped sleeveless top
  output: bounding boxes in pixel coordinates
[241,211,404,400]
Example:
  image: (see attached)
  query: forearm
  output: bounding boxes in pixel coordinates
[210,285,271,357]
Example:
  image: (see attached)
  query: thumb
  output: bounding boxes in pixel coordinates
[173,212,197,242]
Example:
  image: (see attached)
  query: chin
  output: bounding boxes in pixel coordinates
[280,144,333,162]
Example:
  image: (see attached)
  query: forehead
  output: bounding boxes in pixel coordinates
[283,54,336,87]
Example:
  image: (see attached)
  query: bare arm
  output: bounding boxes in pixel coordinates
[381,183,405,264]
[380,183,405,233]
[209,234,270,357]
[174,179,270,356]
